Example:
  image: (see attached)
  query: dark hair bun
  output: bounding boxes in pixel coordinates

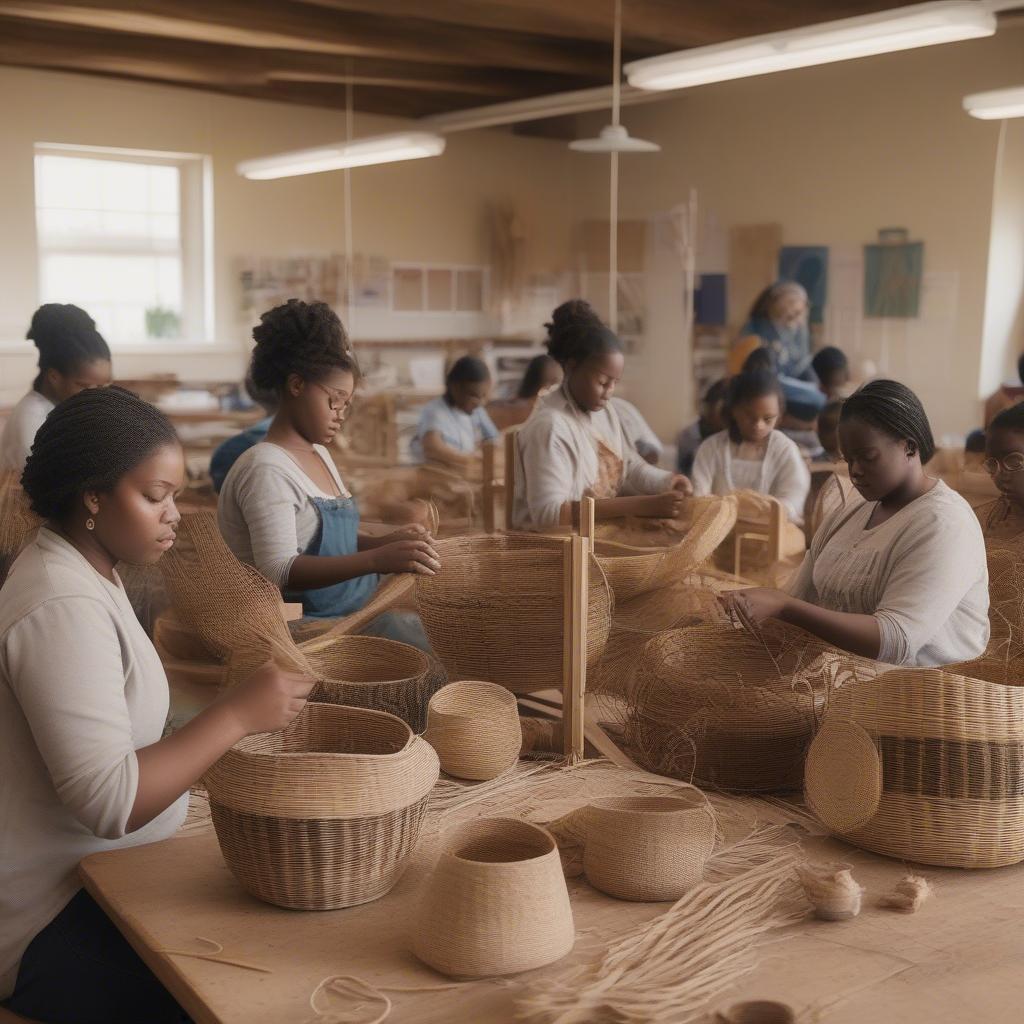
[544,299,622,367]
[26,303,110,378]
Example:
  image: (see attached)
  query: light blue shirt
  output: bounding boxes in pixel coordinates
[411,396,498,462]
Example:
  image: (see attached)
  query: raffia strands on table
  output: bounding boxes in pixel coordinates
[416,534,612,695]
[516,852,805,1024]
[204,703,439,910]
[413,817,575,978]
[624,622,880,793]
[805,666,1024,868]
[0,469,40,584]
[423,681,522,780]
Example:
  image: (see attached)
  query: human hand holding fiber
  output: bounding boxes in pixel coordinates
[639,491,688,519]
[370,538,441,576]
[718,587,789,627]
[221,661,315,735]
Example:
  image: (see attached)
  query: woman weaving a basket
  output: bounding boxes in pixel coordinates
[511,299,692,531]
[720,381,990,667]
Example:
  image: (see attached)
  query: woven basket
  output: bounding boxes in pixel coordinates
[0,470,40,585]
[205,703,439,909]
[625,622,878,793]
[416,535,612,695]
[805,666,1024,868]
[423,681,522,780]
[583,793,717,901]
[413,817,575,977]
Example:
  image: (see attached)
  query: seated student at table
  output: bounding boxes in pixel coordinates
[0,386,313,1024]
[676,378,727,476]
[487,353,563,431]
[719,380,990,667]
[0,303,112,474]
[209,375,276,492]
[512,299,691,531]
[811,346,851,400]
[976,403,1024,549]
[218,300,439,647]
[411,356,499,467]
[817,400,844,463]
[611,396,663,465]
[691,369,811,526]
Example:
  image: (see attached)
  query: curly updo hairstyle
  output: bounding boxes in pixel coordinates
[22,386,179,520]
[249,299,359,393]
[27,303,110,391]
[544,299,622,367]
[839,379,935,465]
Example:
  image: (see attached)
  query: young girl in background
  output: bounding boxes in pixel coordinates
[691,369,810,525]
[412,356,499,467]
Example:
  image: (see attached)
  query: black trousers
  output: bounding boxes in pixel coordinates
[2,888,192,1024]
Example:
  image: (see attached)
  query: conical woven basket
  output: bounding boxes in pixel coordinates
[423,680,522,780]
[416,535,612,695]
[413,817,575,977]
[805,666,1024,868]
[625,622,878,793]
[583,793,717,901]
[205,703,439,909]
[0,470,40,585]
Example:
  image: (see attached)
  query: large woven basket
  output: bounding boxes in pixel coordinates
[805,666,1024,868]
[205,703,439,909]
[413,817,575,977]
[416,534,612,695]
[423,680,522,780]
[625,622,878,793]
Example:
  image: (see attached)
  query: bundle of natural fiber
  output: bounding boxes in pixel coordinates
[624,622,878,793]
[416,534,612,695]
[795,860,863,920]
[205,703,439,910]
[519,716,564,757]
[413,817,575,978]
[805,665,1024,868]
[0,469,40,584]
[423,680,522,780]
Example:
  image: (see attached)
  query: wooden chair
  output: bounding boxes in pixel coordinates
[733,496,788,578]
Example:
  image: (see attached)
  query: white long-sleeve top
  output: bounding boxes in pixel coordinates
[512,387,672,531]
[0,390,54,473]
[787,480,990,667]
[0,528,187,999]
[691,429,811,525]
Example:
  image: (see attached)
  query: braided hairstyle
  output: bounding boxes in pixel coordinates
[839,379,935,464]
[22,386,178,521]
[544,299,622,367]
[249,299,358,393]
[27,303,110,391]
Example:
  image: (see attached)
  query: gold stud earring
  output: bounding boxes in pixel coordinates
[86,516,96,531]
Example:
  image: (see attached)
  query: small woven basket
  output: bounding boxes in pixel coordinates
[805,666,1024,868]
[413,817,575,977]
[423,681,522,780]
[205,703,439,909]
[583,793,717,901]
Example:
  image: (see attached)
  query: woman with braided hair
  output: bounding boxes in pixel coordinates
[720,380,989,666]
[0,303,112,473]
[0,386,313,1022]
[218,299,438,647]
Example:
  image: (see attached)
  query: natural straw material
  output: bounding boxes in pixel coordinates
[795,861,863,921]
[805,666,1024,868]
[423,681,522,780]
[205,703,439,909]
[0,469,40,584]
[878,875,932,913]
[413,817,575,978]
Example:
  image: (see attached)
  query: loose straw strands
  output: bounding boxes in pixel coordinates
[155,936,270,974]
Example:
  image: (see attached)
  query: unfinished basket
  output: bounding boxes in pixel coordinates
[416,534,612,695]
[805,666,1024,868]
[204,703,439,909]
[423,681,522,780]
[625,622,878,793]
[583,793,717,901]
[413,817,575,977]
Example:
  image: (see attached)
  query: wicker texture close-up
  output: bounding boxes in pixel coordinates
[805,666,1024,868]
[0,469,41,584]
[624,622,879,793]
[413,817,575,978]
[416,534,612,695]
[423,680,522,780]
[204,703,439,909]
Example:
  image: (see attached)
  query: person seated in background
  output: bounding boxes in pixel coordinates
[741,346,822,459]
[209,375,277,492]
[0,304,112,474]
[691,368,810,526]
[983,353,1024,429]
[411,356,499,468]
[611,396,663,465]
[676,379,727,476]
[811,346,851,399]
[976,402,1024,544]
[486,353,562,431]
[816,400,844,463]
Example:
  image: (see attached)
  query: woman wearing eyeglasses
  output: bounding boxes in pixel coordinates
[217,300,439,648]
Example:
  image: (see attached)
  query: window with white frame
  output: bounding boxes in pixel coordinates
[34,144,210,346]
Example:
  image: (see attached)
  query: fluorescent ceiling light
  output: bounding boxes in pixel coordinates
[569,124,660,153]
[237,131,445,179]
[625,1,996,91]
[964,85,1024,119]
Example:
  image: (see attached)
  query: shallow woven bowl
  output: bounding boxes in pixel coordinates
[583,793,717,901]
[205,703,439,910]
[307,634,447,732]
[423,680,522,781]
[413,817,575,978]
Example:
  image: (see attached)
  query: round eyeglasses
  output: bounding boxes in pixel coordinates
[983,452,1024,475]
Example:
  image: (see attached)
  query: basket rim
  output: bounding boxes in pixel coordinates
[444,816,558,865]
[429,679,519,715]
[588,793,709,816]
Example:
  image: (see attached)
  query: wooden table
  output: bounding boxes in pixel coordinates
[78,797,1024,1024]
